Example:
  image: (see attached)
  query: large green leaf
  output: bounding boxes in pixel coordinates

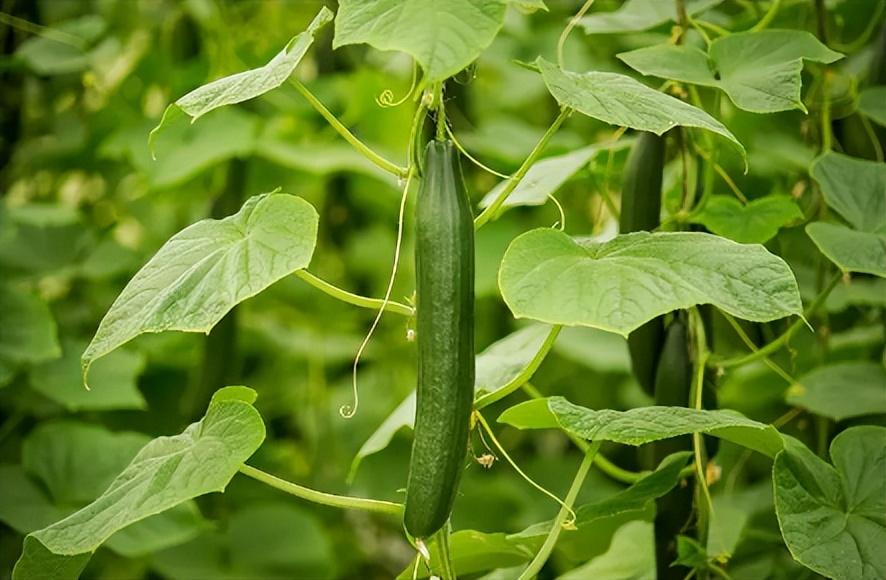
[786,363,886,421]
[13,387,265,580]
[558,520,654,580]
[693,195,802,244]
[774,427,886,579]
[479,140,632,212]
[579,0,720,34]
[498,229,802,336]
[499,397,784,457]
[333,0,507,83]
[618,31,842,113]
[82,193,319,379]
[536,58,744,158]
[0,285,60,365]
[858,86,886,126]
[807,152,886,277]
[30,340,146,411]
[149,7,332,149]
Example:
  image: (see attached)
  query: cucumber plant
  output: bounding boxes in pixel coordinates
[1,1,885,580]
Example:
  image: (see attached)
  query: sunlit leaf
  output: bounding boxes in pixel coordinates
[333,0,507,83]
[536,58,744,158]
[499,397,783,457]
[499,229,802,336]
[774,427,886,579]
[13,387,266,580]
[82,193,319,378]
[786,362,886,421]
[619,31,842,113]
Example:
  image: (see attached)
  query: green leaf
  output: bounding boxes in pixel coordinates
[554,327,630,373]
[498,229,802,336]
[499,397,784,457]
[13,386,265,580]
[479,141,632,211]
[579,0,721,34]
[397,530,538,579]
[14,15,105,75]
[82,193,319,379]
[514,452,691,540]
[810,152,886,233]
[348,390,415,480]
[805,222,886,277]
[774,426,886,580]
[693,195,802,243]
[806,153,886,277]
[858,86,886,126]
[333,0,507,83]
[558,520,654,580]
[0,285,60,364]
[536,58,744,158]
[30,341,146,411]
[618,31,843,113]
[149,7,332,150]
[786,362,886,421]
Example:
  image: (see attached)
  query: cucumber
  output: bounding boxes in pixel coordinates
[620,131,666,395]
[404,140,475,539]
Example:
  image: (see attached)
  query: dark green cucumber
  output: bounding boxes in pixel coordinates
[404,140,475,539]
[620,131,666,395]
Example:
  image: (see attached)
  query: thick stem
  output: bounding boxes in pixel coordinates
[290,79,408,178]
[295,269,414,317]
[432,526,456,580]
[474,108,571,229]
[239,464,403,516]
[688,309,713,551]
[517,443,601,580]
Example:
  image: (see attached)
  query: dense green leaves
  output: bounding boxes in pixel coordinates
[619,31,842,113]
[787,363,886,421]
[499,229,802,335]
[536,58,744,157]
[499,397,784,456]
[693,195,802,243]
[774,427,886,579]
[807,152,886,277]
[333,0,507,82]
[13,387,265,580]
[149,7,332,148]
[82,193,319,378]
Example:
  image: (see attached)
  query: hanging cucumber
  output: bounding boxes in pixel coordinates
[620,131,666,395]
[404,139,475,540]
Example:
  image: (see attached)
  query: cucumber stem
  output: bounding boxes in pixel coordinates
[295,270,414,317]
[239,464,403,515]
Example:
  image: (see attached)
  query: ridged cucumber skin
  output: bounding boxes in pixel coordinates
[404,140,475,539]
[620,132,666,395]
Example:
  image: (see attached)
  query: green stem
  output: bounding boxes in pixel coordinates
[295,270,414,317]
[290,79,408,178]
[711,272,841,369]
[474,108,571,229]
[239,464,403,516]
[521,382,644,485]
[474,325,562,409]
[0,11,85,48]
[432,526,456,580]
[688,309,713,548]
[517,442,601,580]
[557,0,597,69]
[720,313,797,385]
[750,0,782,32]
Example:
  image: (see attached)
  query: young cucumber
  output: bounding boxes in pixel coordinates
[404,140,475,539]
[620,131,666,395]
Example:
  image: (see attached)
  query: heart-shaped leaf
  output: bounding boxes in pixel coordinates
[693,195,802,243]
[774,426,886,579]
[498,229,802,336]
[83,193,319,379]
[786,363,886,421]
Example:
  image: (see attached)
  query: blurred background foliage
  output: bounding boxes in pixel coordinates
[0,0,884,578]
